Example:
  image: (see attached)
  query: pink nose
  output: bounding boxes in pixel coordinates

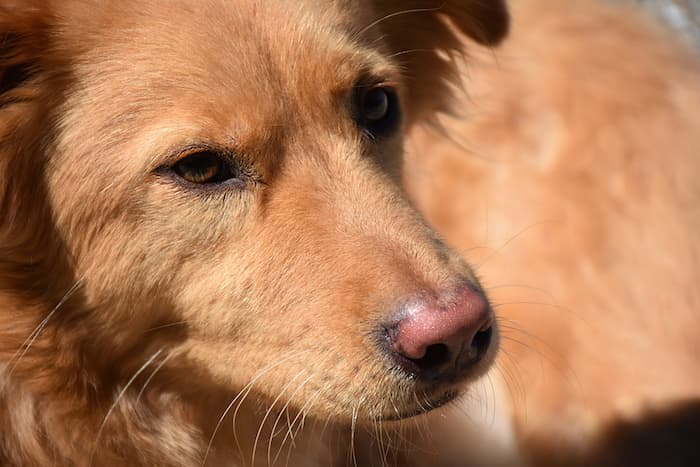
[385,286,494,380]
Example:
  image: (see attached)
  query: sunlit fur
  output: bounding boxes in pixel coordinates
[6,0,697,466]
[0,1,510,466]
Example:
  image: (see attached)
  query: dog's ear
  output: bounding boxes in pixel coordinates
[368,0,509,124]
[442,0,510,46]
[0,3,52,255]
[0,3,50,114]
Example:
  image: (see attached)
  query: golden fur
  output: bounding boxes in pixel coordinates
[0,1,509,466]
[2,0,700,466]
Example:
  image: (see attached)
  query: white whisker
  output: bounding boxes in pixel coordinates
[354,6,443,39]
[136,351,173,403]
[9,279,84,375]
[275,386,325,467]
[349,405,359,467]
[250,369,306,467]
[89,348,163,467]
[201,350,311,467]
[266,374,314,467]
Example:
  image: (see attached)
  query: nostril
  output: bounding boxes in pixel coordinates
[410,343,451,371]
[468,325,493,363]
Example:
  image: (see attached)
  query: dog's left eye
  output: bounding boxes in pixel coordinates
[172,151,236,184]
[354,86,401,138]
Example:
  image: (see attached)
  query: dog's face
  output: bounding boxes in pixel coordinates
[1,0,507,426]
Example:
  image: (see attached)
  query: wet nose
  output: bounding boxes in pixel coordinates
[383,285,494,381]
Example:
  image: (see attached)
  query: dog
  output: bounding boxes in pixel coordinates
[0,1,512,466]
[407,0,700,465]
[4,0,700,466]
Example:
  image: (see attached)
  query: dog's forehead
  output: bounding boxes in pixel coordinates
[45,0,407,185]
[64,0,390,117]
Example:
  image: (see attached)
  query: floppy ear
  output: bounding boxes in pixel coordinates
[368,0,509,124]
[0,3,54,277]
[0,3,49,113]
[442,0,510,46]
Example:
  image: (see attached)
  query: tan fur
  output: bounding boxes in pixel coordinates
[4,0,699,466]
[407,0,700,465]
[0,1,510,466]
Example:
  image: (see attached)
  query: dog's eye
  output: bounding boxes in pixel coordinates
[363,88,390,121]
[354,86,401,138]
[172,151,235,184]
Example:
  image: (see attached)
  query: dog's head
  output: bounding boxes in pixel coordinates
[0,0,507,429]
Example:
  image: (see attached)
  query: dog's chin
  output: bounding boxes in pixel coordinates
[379,389,460,422]
[380,343,498,422]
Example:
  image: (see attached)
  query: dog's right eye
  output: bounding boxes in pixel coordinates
[172,151,237,185]
[353,85,401,139]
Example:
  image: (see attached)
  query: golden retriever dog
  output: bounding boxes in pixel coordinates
[0,1,511,466]
[2,0,700,466]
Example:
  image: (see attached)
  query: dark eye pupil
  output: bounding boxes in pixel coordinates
[363,88,389,121]
[173,152,225,184]
[353,85,400,139]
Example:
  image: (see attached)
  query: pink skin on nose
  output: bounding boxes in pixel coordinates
[393,288,492,361]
